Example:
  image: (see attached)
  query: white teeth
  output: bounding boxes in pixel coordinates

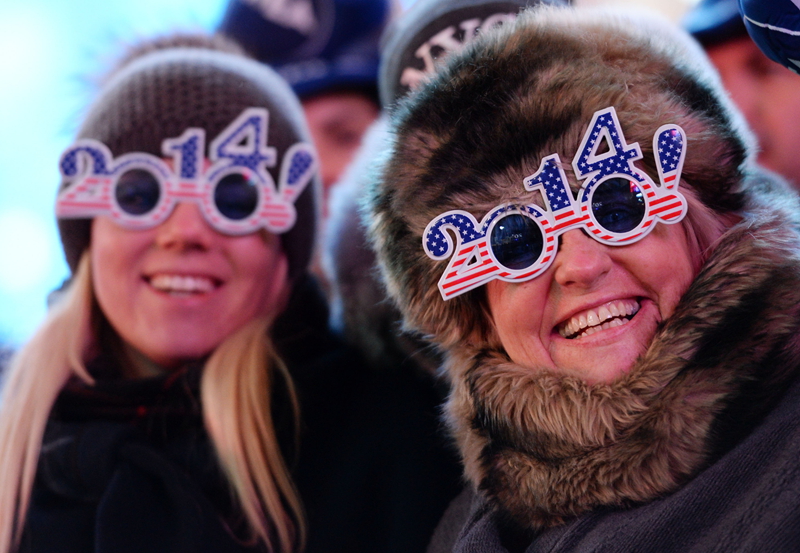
[150,274,215,294]
[559,299,640,339]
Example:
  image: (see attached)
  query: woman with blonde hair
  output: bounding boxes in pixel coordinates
[0,35,319,553]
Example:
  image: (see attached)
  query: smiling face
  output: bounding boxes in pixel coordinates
[486,222,699,384]
[91,201,290,371]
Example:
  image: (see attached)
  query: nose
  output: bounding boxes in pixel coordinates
[154,202,215,251]
[552,229,612,289]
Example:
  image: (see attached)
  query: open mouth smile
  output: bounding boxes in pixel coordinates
[558,299,641,340]
[147,274,220,295]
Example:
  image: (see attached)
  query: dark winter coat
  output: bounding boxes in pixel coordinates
[20,276,462,553]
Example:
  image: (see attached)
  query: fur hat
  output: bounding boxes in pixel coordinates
[57,34,319,281]
[367,4,755,350]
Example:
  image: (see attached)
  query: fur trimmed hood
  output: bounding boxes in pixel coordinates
[366,4,800,532]
[444,192,800,529]
[367,5,753,347]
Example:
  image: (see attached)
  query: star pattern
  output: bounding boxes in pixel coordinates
[214,114,277,171]
[424,108,691,301]
[576,109,639,181]
[60,145,110,177]
[657,127,684,173]
[287,150,314,186]
[56,109,310,236]
[526,157,572,212]
[179,135,201,179]
[425,211,484,258]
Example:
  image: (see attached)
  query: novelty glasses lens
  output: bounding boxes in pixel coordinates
[490,213,544,271]
[591,177,645,233]
[116,169,161,216]
[214,172,260,221]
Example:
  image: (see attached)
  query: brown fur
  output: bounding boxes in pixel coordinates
[366,4,800,532]
[444,196,800,529]
[367,6,752,348]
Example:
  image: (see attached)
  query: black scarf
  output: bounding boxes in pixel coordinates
[24,363,267,553]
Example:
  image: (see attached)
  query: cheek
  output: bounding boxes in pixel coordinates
[89,218,148,324]
[486,279,552,366]
[638,225,697,318]
[230,235,289,320]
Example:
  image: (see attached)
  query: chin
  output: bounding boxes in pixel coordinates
[553,345,645,385]
[581,361,636,385]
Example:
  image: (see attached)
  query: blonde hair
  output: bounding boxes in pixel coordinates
[0,252,304,553]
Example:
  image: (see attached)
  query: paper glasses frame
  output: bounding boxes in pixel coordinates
[56,107,317,235]
[423,107,688,300]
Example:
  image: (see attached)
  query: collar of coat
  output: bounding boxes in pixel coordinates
[441,180,800,532]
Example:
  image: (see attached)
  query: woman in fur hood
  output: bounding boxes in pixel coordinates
[367,4,800,552]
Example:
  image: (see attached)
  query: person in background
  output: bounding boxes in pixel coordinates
[319,2,565,545]
[217,0,392,218]
[367,4,800,551]
[0,33,317,553]
[325,0,563,387]
[683,0,800,188]
[216,4,472,553]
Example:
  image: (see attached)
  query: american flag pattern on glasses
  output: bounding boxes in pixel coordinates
[56,107,316,235]
[423,107,688,300]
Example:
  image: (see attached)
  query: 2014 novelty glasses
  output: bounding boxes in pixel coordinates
[423,107,688,300]
[56,107,316,235]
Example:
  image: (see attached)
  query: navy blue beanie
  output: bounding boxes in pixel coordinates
[218,0,391,99]
[740,0,800,73]
[682,0,747,46]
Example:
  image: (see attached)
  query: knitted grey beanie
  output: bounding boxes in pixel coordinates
[58,36,319,281]
[378,0,569,108]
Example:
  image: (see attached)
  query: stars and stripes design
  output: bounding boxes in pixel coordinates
[60,143,111,178]
[525,155,589,236]
[654,125,686,190]
[423,106,691,301]
[573,107,641,187]
[210,110,277,172]
[423,210,492,298]
[424,205,554,299]
[56,108,315,236]
[161,130,204,180]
